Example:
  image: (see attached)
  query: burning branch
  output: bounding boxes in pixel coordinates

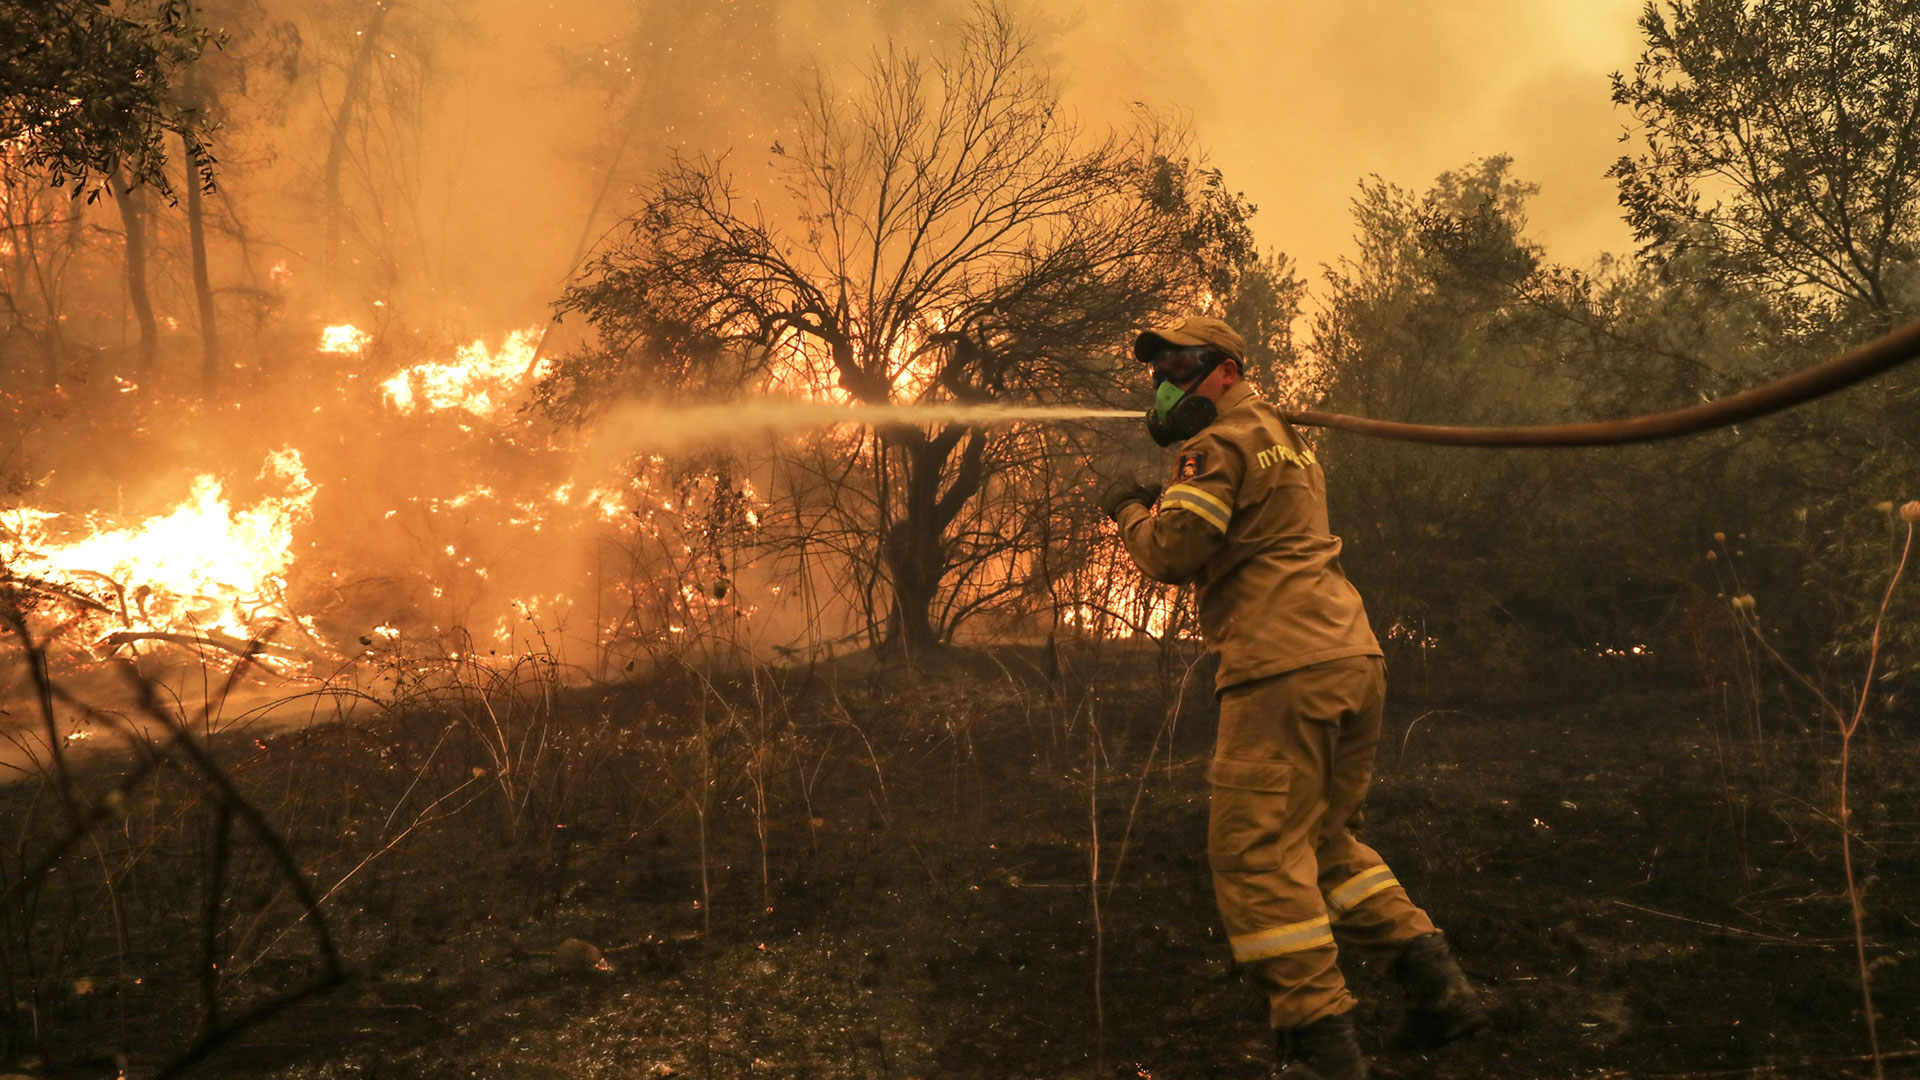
[96,628,302,661]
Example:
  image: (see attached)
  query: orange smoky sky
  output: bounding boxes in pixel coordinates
[1059,0,1650,273]
[346,0,1651,329]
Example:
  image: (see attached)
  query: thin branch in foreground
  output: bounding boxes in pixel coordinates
[0,606,351,1075]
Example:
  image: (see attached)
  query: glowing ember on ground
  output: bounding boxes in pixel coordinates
[380,328,546,416]
[1,449,320,653]
[318,323,372,355]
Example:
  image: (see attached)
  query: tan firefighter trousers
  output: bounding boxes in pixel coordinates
[1207,654,1437,1029]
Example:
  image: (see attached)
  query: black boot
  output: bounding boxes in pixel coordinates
[1274,1011,1366,1079]
[1391,932,1489,1051]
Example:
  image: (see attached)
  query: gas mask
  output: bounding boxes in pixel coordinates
[1144,348,1228,447]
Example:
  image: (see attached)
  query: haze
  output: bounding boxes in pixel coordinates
[312,0,1648,335]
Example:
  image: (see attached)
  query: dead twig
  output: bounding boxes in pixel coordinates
[3,600,81,825]
[1103,648,1207,894]
[1606,900,1856,947]
[1399,708,1480,762]
[126,649,350,1077]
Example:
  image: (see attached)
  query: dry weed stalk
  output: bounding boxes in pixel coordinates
[1731,503,1916,1080]
[1084,692,1106,1073]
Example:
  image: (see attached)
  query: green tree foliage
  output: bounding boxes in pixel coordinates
[549,4,1256,653]
[0,0,219,199]
[1612,0,1920,685]
[1610,0,1920,321]
[1317,0,1920,691]
[1314,153,1918,692]
[1309,158,1779,682]
[1312,158,1581,675]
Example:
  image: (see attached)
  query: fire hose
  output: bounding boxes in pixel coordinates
[1279,315,1920,447]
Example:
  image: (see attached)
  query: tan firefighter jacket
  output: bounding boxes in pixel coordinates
[1115,381,1382,691]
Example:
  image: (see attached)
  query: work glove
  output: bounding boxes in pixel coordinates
[1099,476,1162,521]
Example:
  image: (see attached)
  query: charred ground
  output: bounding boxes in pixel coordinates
[4,645,1916,1079]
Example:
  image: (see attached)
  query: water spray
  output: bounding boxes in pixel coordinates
[588,398,1135,461]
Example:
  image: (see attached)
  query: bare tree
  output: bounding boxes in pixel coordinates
[0,155,82,386]
[318,0,390,295]
[554,4,1254,655]
[307,0,462,304]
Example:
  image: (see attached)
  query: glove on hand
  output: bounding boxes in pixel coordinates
[1099,477,1163,521]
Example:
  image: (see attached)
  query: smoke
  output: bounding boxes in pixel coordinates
[286,0,1647,330]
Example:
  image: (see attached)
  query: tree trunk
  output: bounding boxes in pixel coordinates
[881,424,988,656]
[111,171,159,394]
[6,206,54,388]
[524,128,636,378]
[182,140,220,398]
[883,526,943,659]
[3,181,72,388]
[66,190,85,252]
[36,307,66,390]
[322,3,389,298]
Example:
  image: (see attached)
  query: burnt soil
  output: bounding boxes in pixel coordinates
[5,646,1919,1079]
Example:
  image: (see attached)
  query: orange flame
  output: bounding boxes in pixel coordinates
[318,323,371,355]
[381,328,545,416]
[2,449,319,652]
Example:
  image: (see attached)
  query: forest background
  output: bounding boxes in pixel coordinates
[2,0,1914,679]
[3,0,1920,1076]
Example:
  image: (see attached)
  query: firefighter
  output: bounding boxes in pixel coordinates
[1098,315,1487,1079]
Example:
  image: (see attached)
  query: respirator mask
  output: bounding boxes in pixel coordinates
[1144,346,1228,447]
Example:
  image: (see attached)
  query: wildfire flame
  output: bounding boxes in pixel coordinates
[381,328,546,416]
[2,449,320,656]
[318,323,372,355]
[1061,539,1184,640]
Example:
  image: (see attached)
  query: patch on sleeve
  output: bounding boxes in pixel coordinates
[1174,452,1206,481]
